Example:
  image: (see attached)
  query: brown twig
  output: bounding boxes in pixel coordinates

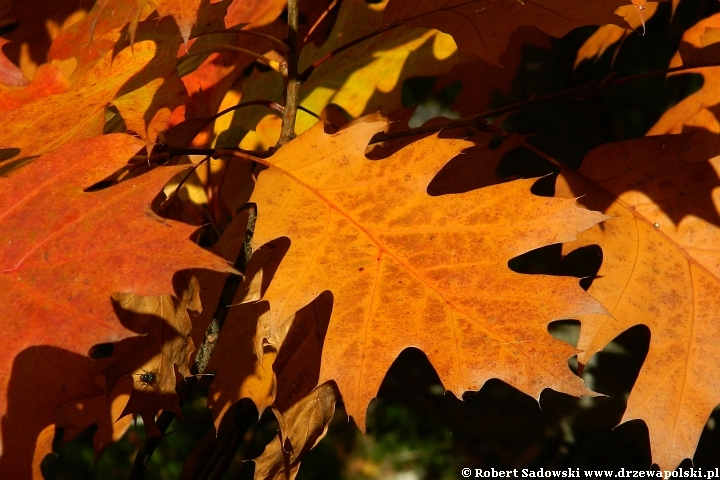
[302,0,339,45]
[277,0,301,147]
[212,100,284,122]
[191,28,289,52]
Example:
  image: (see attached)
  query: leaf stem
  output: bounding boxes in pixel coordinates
[180,44,284,74]
[277,0,301,147]
[302,0,339,45]
[298,24,400,81]
[211,100,284,122]
[191,28,290,52]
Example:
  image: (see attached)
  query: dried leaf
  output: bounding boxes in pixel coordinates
[253,384,336,480]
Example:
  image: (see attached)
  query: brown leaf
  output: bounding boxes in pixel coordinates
[206,302,276,431]
[383,0,629,65]
[55,381,133,457]
[253,384,336,480]
[250,116,607,429]
[556,130,720,470]
[99,272,202,432]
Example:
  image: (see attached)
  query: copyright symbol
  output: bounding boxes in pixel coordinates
[462,468,472,478]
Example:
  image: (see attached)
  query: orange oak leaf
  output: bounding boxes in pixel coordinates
[0,40,157,160]
[383,0,630,65]
[134,0,202,46]
[224,0,285,29]
[205,238,289,429]
[0,0,91,80]
[0,134,232,458]
[249,117,607,429]
[111,17,190,145]
[0,62,69,113]
[648,12,720,135]
[555,131,720,470]
[0,348,104,479]
[252,383,337,480]
[47,0,141,81]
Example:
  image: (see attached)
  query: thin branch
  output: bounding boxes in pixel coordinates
[191,28,289,52]
[160,156,210,208]
[277,0,301,146]
[302,0,339,45]
[213,149,274,160]
[164,146,274,159]
[518,140,565,169]
[299,24,399,81]
[369,59,720,145]
[211,100,284,122]
[180,44,284,74]
[297,105,321,120]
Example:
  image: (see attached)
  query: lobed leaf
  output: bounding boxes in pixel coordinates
[250,117,607,429]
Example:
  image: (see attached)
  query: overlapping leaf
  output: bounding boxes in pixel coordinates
[649,12,720,135]
[0,40,156,159]
[226,0,469,143]
[383,0,631,65]
[0,134,231,461]
[556,130,720,470]
[249,117,607,428]
[253,384,336,480]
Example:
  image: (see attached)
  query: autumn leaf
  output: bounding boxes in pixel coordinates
[98,273,202,434]
[296,0,471,133]
[575,3,658,68]
[224,0,286,28]
[249,117,607,428]
[383,0,631,65]
[0,62,69,113]
[649,12,720,135]
[0,38,29,86]
[253,383,336,480]
[110,17,191,145]
[222,0,469,144]
[55,382,133,459]
[206,301,276,430]
[136,0,203,45]
[555,130,720,470]
[0,133,231,460]
[0,40,156,159]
